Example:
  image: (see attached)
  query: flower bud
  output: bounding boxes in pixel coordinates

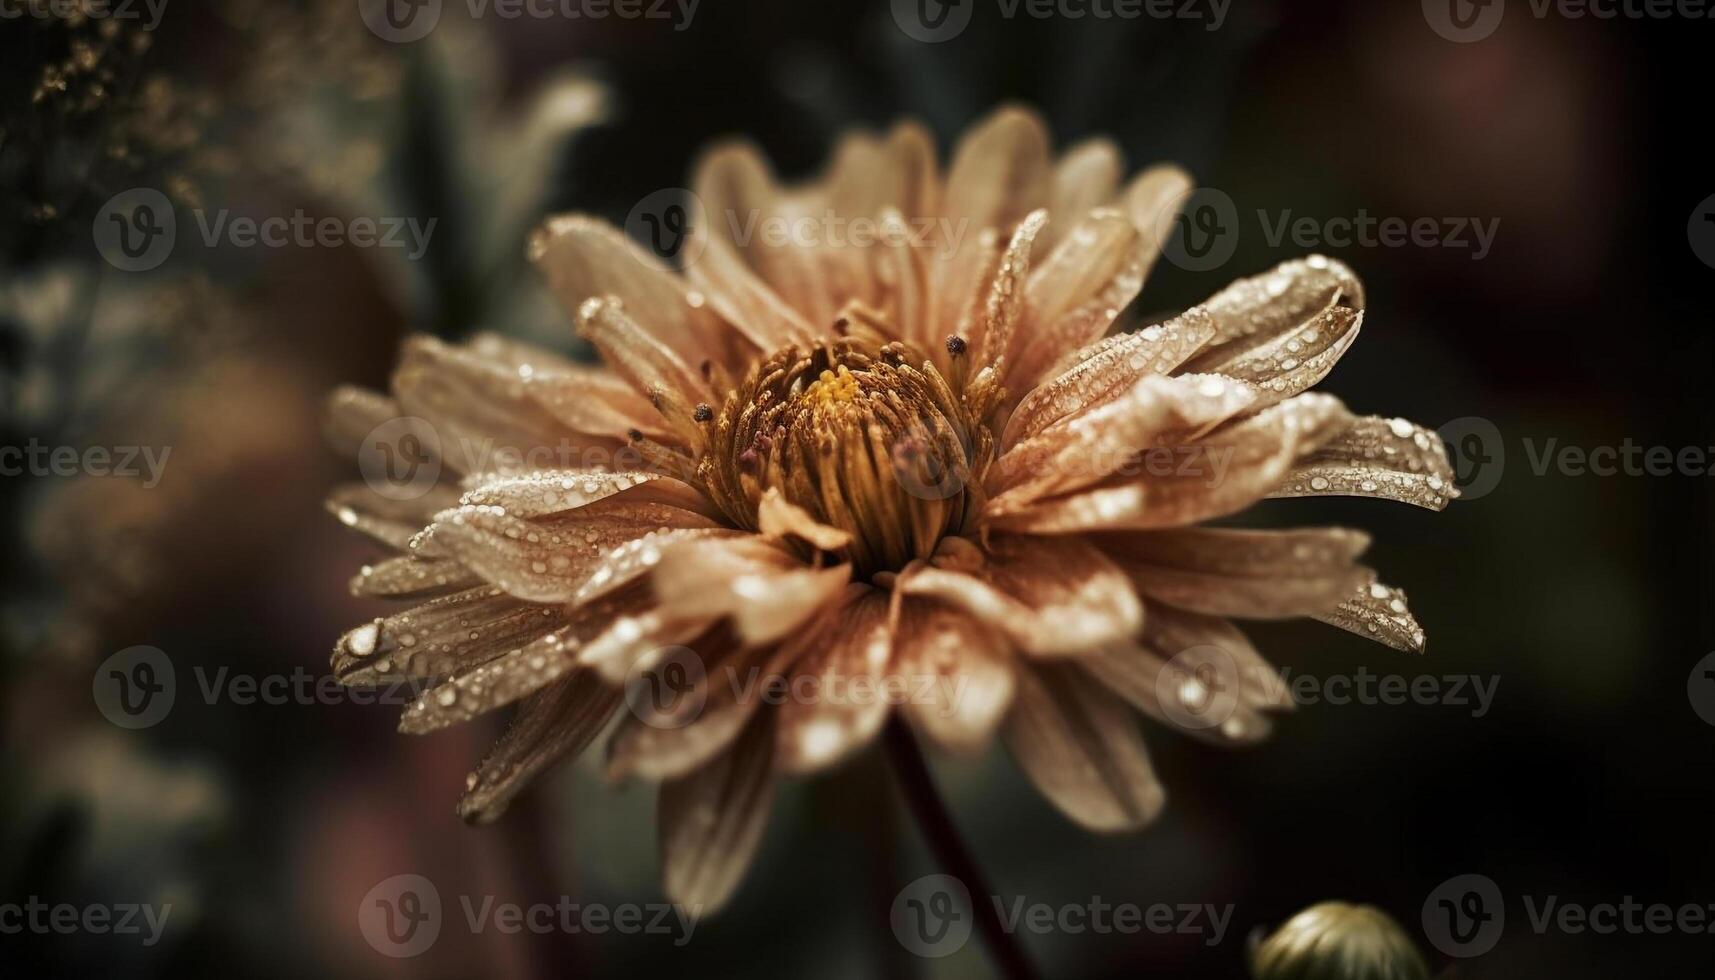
[1250,902,1430,980]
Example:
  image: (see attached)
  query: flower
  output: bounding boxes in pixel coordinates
[1250,902,1432,980]
[327,105,1456,913]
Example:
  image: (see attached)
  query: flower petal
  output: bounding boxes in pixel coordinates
[941,105,1051,238]
[689,141,818,349]
[458,470,716,521]
[1003,663,1165,832]
[576,297,711,445]
[349,555,479,599]
[456,669,622,824]
[1188,303,1362,406]
[1316,576,1427,653]
[993,393,1351,534]
[417,500,720,603]
[1184,255,1364,365]
[892,599,1015,753]
[1122,163,1194,282]
[1080,643,1276,746]
[1001,307,1218,448]
[901,535,1142,656]
[756,487,853,551]
[1093,526,1373,619]
[652,536,852,647]
[393,337,609,475]
[529,215,703,362]
[333,586,564,684]
[659,713,777,915]
[1270,416,1459,511]
[1045,138,1122,250]
[328,482,459,551]
[774,589,892,775]
[386,587,651,733]
[987,373,1259,511]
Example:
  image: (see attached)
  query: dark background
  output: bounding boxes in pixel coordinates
[3,0,1711,976]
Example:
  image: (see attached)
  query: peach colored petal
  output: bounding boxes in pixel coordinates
[892,599,1016,753]
[941,105,1051,238]
[333,585,566,684]
[689,141,818,348]
[1044,138,1123,250]
[324,386,405,458]
[1001,307,1218,448]
[576,297,711,445]
[458,470,717,521]
[1189,303,1363,406]
[1008,208,1146,391]
[901,535,1142,656]
[992,392,1351,534]
[1121,163,1194,279]
[756,487,853,552]
[1141,601,1292,711]
[349,555,479,599]
[1184,255,1364,366]
[1316,576,1427,653]
[1003,663,1164,832]
[416,500,720,603]
[774,589,892,775]
[529,215,704,362]
[393,337,614,475]
[971,209,1047,377]
[652,536,852,647]
[393,587,656,734]
[327,482,459,551]
[1093,526,1373,619]
[1270,416,1459,511]
[457,669,622,824]
[987,373,1259,510]
[659,713,777,915]
[1080,643,1276,746]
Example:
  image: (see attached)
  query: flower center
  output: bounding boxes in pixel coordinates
[699,337,984,576]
